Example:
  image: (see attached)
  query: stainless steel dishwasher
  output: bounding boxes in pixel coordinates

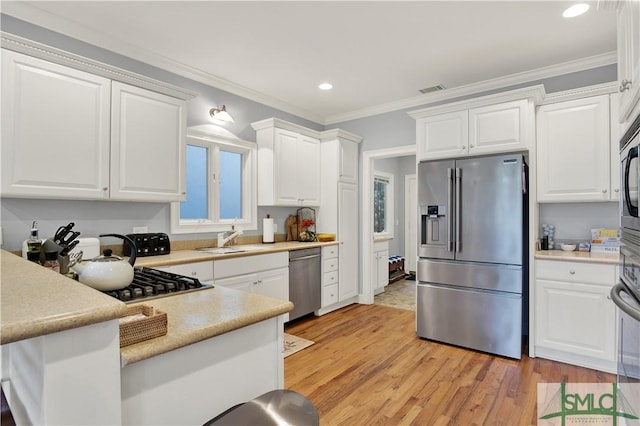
[288,247,321,321]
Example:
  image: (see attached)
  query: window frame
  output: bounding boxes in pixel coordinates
[373,170,394,240]
[171,128,257,234]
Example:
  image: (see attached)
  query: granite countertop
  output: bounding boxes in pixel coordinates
[133,240,339,268]
[534,249,620,265]
[0,250,127,345]
[120,286,293,366]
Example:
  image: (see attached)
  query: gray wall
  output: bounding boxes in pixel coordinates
[372,156,416,256]
[0,14,620,252]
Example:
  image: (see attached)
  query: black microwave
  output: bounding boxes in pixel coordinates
[621,113,640,233]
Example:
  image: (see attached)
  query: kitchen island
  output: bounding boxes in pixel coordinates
[0,250,293,425]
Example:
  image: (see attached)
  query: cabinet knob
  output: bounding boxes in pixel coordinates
[191,272,197,276]
[615,188,620,193]
[619,79,632,92]
[602,189,608,194]
[461,146,466,150]
[569,270,575,275]
[469,144,475,148]
[103,187,108,191]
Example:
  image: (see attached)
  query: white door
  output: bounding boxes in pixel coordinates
[617,0,640,122]
[404,174,417,273]
[468,100,528,155]
[536,95,611,202]
[338,182,359,300]
[214,273,257,292]
[110,82,186,202]
[1,50,111,199]
[297,135,321,205]
[274,129,300,205]
[416,110,468,161]
[255,268,289,301]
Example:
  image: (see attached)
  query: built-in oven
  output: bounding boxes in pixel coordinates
[611,247,640,411]
[615,111,640,415]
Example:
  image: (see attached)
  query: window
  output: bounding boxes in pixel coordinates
[171,129,256,234]
[373,170,394,239]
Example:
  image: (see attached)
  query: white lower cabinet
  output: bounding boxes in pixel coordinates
[155,261,214,284]
[373,241,389,295]
[320,245,340,308]
[534,259,617,373]
[214,252,289,320]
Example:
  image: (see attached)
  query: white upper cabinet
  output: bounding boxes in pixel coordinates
[110,82,186,202]
[468,100,528,155]
[1,49,191,202]
[1,49,111,199]
[617,0,640,125]
[252,119,321,206]
[410,87,541,161]
[339,139,358,183]
[416,110,468,160]
[537,94,616,203]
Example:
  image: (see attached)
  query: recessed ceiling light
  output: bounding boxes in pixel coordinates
[318,82,333,90]
[563,3,590,18]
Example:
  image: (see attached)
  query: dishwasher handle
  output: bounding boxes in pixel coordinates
[290,254,321,261]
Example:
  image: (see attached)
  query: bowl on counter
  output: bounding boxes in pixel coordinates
[560,244,577,252]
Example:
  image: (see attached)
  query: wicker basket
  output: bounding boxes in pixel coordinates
[119,304,167,348]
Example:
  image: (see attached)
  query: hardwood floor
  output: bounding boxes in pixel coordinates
[284,304,614,426]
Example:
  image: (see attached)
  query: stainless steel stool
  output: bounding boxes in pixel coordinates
[204,389,319,426]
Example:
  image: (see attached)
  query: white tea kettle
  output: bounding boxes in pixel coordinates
[72,234,137,291]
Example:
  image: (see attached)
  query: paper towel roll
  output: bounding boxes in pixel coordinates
[263,216,275,243]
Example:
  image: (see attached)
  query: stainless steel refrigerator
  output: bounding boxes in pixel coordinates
[416,153,527,359]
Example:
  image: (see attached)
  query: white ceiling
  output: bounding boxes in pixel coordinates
[1,1,618,124]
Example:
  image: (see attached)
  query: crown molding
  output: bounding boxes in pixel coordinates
[408,85,546,119]
[326,52,617,125]
[1,31,198,101]
[538,81,619,105]
[319,128,363,144]
[2,2,618,127]
[250,118,322,139]
[1,3,324,124]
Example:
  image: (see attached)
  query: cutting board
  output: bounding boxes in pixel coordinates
[285,215,299,241]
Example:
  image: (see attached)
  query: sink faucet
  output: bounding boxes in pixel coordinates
[217,226,243,247]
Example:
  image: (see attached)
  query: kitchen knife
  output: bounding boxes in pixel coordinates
[54,222,75,244]
[59,239,80,257]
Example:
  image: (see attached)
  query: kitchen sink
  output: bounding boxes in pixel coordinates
[196,245,268,255]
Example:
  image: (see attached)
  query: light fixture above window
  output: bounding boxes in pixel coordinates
[318,82,333,91]
[209,105,234,123]
[562,3,589,18]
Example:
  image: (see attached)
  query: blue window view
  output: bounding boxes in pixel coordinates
[181,145,208,219]
[220,150,242,219]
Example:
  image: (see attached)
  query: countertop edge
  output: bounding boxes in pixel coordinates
[120,300,293,366]
[133,241,339,267]
[534,250,620,265]
[1,304,126,345]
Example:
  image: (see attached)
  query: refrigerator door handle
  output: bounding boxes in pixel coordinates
[455,167,461,253]
[447,168,454,252]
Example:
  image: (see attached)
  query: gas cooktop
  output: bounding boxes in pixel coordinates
[102,267,213,303]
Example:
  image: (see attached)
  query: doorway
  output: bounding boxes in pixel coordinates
[360,145,416,305]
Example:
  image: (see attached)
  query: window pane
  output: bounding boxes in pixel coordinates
[181,145,208,219]
[220,150,242,219]
[374,179,387,233]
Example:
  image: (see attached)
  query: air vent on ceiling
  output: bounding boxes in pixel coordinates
[419,84,445,94]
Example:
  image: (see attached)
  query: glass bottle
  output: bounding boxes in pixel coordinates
[43,251,60,273]
[27,220,42,253]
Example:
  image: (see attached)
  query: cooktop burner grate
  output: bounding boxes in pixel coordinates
[103,267,212,303]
